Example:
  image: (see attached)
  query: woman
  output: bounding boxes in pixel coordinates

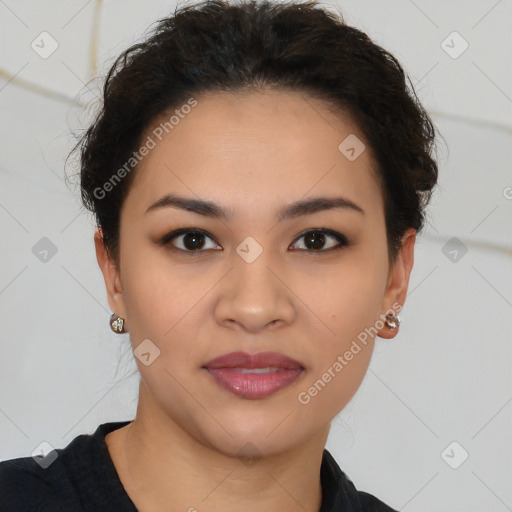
[0,0,438,510]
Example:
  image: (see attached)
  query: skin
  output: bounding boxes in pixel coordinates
[95,89,415,512]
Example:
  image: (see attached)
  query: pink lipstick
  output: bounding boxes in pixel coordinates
[203,351,305,399]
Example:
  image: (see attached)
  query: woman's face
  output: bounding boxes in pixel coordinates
[96,89,414,458]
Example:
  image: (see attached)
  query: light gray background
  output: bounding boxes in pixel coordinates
[1,1,511,511]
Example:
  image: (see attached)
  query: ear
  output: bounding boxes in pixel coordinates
[94,227,127,323]
[377,228,416,339]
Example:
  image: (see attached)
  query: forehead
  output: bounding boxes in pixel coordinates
[122,89,383,219]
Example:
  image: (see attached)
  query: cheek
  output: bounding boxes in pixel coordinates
[300,346,374,422]
[119,248,210,376]
[296,278,381,418]
[119,238,196,330]
[295,249,387,406]
[300,250,387,342]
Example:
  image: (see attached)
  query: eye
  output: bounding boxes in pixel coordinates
[160,228,221,253]
[290,229,348,253]
[160,228,348,254]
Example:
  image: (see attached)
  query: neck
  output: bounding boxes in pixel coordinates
[106,381,330,512]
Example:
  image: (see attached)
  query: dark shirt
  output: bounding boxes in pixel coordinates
[0,420,397,511]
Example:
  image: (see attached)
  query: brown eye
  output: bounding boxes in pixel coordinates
[290,229,348,252]
[160,227,348,255]
[160,229,221,252]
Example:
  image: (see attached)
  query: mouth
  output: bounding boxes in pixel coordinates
[202,351,306,399]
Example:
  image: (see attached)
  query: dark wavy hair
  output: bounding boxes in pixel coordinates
[70,0,438,265]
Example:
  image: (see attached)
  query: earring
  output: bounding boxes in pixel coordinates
[110,313,126,334]
[385,313,400,331]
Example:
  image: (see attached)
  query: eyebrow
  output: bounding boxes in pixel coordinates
[145,193,364,221]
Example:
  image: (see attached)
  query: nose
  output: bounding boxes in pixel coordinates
[214,253,296,333]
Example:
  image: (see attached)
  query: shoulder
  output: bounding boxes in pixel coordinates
[0,455,69,512]
[339,471,398,512]
[356,490,398,512]
[321,449,398,512]
[0,421,133,512]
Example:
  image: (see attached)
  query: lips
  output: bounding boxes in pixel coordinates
[202,351,306,399]
[203,351,305,370]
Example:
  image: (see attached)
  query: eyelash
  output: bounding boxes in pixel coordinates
[159,228,349,255]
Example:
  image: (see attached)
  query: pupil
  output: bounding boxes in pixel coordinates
[184,232,204,250]
[305,231,325,250]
